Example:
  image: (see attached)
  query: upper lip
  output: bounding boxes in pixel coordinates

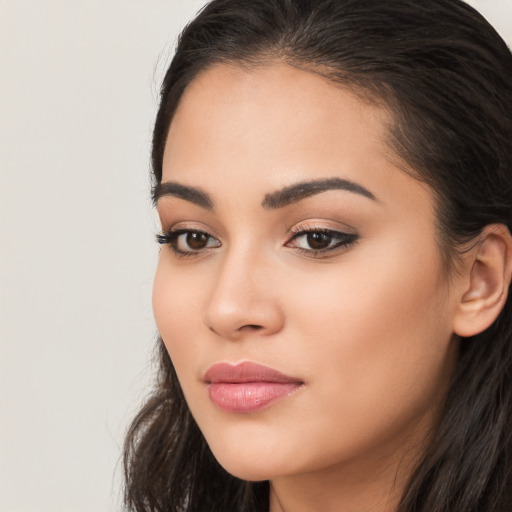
[203,361,303,384]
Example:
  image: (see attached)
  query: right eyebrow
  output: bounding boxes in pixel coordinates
[152,181,214,210]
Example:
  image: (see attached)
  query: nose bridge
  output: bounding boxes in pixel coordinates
[203,239,283,338]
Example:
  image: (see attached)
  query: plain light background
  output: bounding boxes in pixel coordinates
[1,1,511,511]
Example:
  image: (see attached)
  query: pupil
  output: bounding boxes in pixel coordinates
[187,232,208,249]
[307,232,332,250]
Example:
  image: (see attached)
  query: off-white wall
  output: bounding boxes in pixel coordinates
[1,1,510,511]
[0,2,210,511]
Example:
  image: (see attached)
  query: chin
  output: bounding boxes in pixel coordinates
[215,456,282,482]
[204,434,293,482]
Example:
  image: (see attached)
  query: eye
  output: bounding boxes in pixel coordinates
[156,229,221,256]
[285,228,358,256]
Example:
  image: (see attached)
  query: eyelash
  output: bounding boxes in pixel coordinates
[156,226,359,258]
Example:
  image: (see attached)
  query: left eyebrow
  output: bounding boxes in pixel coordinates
[261,178,376,209]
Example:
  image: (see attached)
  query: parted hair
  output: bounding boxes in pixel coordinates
[124,1,512,510]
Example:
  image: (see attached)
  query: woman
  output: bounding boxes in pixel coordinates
[123,0,512,510]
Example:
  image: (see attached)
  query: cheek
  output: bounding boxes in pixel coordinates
[152,257,205,372]
[150,231,457,479]
[281,239,454,445]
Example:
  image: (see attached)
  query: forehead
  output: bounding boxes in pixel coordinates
[169,62,390,146]
[161,62,434,223]
[165,64,389,175]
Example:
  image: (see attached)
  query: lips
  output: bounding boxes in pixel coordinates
[203,361,304,413]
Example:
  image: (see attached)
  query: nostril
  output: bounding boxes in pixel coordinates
[241,324,263,331]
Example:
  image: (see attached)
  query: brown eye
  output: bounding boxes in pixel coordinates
[306,232,333,250]
[186,232,209,250]
[156,229,221,255]
[175,230,221,253]
[285,228,359,256]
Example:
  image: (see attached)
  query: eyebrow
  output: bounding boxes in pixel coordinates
[153,177,376,211]
[261,178,376,209]
[152,181,214,209]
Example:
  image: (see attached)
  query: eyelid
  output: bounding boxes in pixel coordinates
[160,219,219,235]
[287,219,358,237]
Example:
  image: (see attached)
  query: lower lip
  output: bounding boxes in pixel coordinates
[208,382,302,413]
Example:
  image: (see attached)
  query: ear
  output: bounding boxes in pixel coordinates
[453,224,512,337]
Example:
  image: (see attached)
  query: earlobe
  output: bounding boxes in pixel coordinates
[453,224,512,338]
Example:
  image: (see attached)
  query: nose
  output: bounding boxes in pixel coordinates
[202,248,285,340]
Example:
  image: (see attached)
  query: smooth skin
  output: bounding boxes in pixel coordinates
[153,62,512,512]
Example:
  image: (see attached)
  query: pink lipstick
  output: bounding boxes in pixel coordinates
[203,362,303,413]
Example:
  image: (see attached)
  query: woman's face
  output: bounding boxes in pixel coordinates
[153,63,460,482]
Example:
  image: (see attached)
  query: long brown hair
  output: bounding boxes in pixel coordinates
[124,1,512,510]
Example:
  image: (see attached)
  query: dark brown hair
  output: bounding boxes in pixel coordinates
[124,1,512,510]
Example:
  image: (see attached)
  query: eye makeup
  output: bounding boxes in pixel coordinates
[285,226,359,257]
[156,223,359,260]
